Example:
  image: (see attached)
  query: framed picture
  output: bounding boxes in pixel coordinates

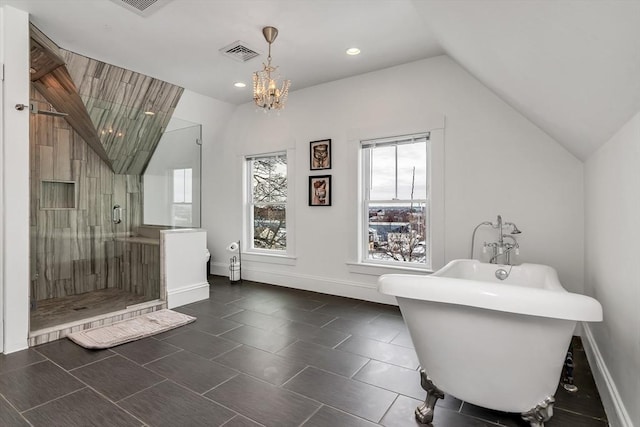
[309,175,332,206]
[310,139,331,170]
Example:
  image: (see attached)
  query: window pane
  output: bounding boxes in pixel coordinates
[368,142,427,201]
[253,204,286,250]
[252,157,287,203]
[397,142,426,199]
[173,169,185,203]
[369,146,396,200]
[367,202,427,264]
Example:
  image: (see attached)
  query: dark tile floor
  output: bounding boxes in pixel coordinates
[1,276,608,426]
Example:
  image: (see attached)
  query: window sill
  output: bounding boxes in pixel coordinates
[242,252,297,266]
[346,262,432,276]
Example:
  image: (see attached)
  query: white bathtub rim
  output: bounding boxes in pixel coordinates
[434,259,559,286]
[378,273,603,322]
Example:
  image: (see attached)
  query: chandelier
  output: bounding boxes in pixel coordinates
[253,26,291,111]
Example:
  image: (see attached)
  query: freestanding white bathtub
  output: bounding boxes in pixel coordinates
[378,259,602,426]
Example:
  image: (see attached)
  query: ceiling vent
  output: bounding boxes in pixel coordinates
[108,0,173,17]
[220,41,260,63]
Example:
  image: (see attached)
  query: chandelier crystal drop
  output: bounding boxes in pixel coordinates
[253,26,291,111]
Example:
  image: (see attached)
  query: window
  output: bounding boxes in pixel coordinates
[246,153,287,251]
[173,168,192,203]
[172,168,192,226]
[361,133,431,268]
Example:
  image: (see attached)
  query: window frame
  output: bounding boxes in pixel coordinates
[360,133,433,270]
[244,151,289,255]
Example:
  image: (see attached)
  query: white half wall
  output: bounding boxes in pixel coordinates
[162,229,209,309]
[1,5,30,354]
[584,110,640,427]
[206,55,584,302]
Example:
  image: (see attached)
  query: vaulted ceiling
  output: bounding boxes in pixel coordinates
[3,0,639,160]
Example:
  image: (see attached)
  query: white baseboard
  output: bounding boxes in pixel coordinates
[210,261,397,305]
[582,323,634,427]
[211,262,229,277]
[166,282,209,309]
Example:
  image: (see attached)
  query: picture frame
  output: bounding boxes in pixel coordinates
[310,139,331,170]
[309,175,332,206]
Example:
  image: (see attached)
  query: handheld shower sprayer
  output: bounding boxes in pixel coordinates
[505,222,522,234]
[470,221,493,259]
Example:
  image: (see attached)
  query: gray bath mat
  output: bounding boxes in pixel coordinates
[67,309,196,349]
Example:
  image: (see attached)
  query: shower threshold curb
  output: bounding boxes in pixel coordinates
[29,299,166,347]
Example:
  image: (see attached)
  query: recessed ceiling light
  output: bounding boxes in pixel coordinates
[346,47,361,56]
[234,82,247,88]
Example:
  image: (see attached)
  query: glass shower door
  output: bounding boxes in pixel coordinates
[143,118,202,228]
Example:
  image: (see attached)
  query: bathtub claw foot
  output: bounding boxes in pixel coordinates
[415,370,445,424]
[521,396,555,427]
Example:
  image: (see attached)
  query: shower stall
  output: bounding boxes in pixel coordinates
[28,91,201,340]
[25,24,193,345]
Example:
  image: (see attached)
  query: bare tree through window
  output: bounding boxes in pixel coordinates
[249,155,287,250]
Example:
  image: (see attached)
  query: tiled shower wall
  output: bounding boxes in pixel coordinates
[29,89,153,302]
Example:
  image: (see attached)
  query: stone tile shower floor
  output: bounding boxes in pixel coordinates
[1,275,608,426]
[30,288,152,331]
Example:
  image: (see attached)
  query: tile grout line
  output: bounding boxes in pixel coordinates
[113,378,170,405]
[280,364,399,425]
[53,349,167,422]
[199,370,242,396]
[128,347,185,367]
[19,386,89,415]
[220,414,267,427]
[377,393,402,425]
[553,406,610,422]
[82,382,151,426]
[1,351,49,375]
[296,404,323,426]
[67,352,120,372]
[196,377,262,425]
[1,393,35,426]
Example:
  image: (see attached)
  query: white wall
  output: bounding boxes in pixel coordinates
[584,111,639,427]
[207,55,584,302]
[1,5,30,353]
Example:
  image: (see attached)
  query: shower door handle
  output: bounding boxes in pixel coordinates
[113,205,122,224]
